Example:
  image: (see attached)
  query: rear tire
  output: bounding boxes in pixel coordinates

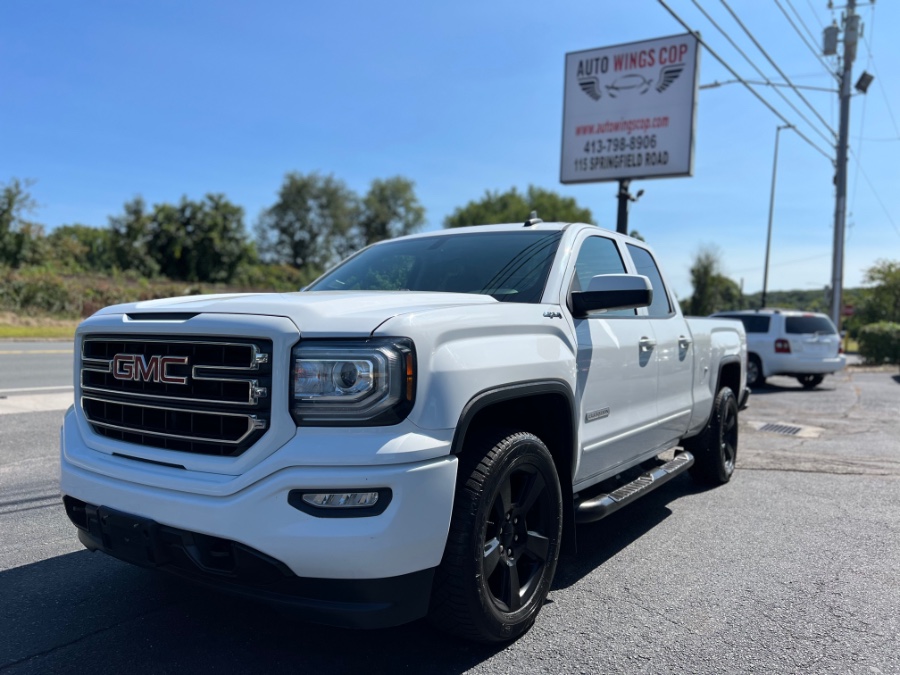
[747,354,765,387]
[428,430,562,643]
[684,387,738,486]
[797,374,824,389]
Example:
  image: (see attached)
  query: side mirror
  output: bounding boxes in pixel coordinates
[570,274,653,318]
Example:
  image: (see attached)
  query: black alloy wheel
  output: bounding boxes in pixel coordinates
[429,430,562,642]
[685,386,739,485]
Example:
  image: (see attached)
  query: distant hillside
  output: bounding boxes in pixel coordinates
[739,287,864,314]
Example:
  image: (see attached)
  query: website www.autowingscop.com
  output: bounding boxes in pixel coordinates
[575,116,669,136]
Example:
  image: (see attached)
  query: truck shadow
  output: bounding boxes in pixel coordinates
[1,476,703,675]
[0,550,503,674]
[553,473,700,591]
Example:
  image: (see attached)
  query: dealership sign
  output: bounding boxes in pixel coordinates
[560,33,699,184]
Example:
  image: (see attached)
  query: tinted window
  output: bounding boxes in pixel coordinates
[626,245,672,317]
[785,315,837,334]
[308,231,562,303]
[718,315,771,333]
[572,236,633,316]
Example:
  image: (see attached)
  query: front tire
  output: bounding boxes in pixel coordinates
[429,430,563,643]
[684,387,738,485]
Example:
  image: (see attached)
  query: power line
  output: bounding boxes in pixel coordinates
[775,0,839,79]
[689,0,836,148]
[732,252,830,275]
[804,0,826,29]
[656,0,834,161]
[860,13,900,139]
[786,0,823,47]
[718,0,837,137]
[849,148,900,238]
[849,2,875,219]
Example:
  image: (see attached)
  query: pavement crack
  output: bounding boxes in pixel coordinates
[0,601,181,672]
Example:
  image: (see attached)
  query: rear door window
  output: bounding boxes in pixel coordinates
[626,245,672,317]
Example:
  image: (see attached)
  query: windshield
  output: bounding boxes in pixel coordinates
[307,230,563,303]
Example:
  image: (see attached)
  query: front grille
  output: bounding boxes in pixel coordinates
[80,336,272,456]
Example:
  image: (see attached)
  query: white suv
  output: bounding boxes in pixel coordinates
[712,309,845,389]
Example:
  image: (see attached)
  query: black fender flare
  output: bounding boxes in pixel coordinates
[451,378,579,554]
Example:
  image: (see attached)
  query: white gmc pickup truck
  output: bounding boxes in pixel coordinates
[60,221,747,642]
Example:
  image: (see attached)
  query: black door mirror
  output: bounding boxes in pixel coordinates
[570,274,652,318]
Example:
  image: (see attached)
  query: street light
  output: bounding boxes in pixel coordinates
[761,124,793,309]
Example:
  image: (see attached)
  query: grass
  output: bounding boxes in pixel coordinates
[0,324,77,339]
[0,312,79,340]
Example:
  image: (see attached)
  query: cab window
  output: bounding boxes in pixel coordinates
[573,236,635,316]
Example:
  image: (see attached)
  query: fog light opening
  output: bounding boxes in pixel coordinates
[302,492,380,508]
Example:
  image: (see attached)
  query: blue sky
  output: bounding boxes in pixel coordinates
[2,0,898,300]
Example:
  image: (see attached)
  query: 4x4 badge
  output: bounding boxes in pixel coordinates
[112,354,189,385]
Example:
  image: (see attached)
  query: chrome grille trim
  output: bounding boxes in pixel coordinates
[80,376,267,406]
[81,338,269,370]
[81,395,266,445]
[79,335,273,457]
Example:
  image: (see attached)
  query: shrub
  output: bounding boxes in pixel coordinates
[857,322,900,365]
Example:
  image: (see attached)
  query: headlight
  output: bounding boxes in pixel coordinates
[290,338,415,425]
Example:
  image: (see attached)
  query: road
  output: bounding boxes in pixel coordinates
[0,342,73,415]
[1,358,898,674]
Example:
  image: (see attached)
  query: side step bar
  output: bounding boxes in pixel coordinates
[574,451,695,524]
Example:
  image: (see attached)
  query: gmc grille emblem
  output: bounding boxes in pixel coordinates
[112,354,189,385]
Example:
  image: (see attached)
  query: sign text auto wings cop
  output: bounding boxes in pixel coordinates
[560,33,699,184]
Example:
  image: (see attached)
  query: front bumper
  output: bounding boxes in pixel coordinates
[64,496,435,628]
[60,409,458,628]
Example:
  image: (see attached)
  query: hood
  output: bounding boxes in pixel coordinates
[94,291,498,336]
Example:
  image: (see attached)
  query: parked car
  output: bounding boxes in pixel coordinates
[712,309,845,388]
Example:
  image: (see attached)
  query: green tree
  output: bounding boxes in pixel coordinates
[148,194,255,283]
[46,224,116,273]
[109,197,160,277]
[859,259,900,323]
[687,246,743,315]
[444,186,592,228]
[357,177,425,247]
[256,172,358,274]
[0,178,45,267]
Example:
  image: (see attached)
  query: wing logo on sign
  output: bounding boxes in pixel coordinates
[578,76,602,101]
[606,74,652,98]
[655,64,685,93]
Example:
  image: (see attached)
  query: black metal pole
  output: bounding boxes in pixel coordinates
[616,179,630,235]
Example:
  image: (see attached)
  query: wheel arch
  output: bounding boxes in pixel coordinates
[452,380,578,554]
[716,356,743,397]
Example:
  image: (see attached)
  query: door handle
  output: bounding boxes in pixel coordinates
[639,337,657,352]
[678,335,693,349]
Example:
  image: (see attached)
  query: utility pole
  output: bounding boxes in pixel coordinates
[762,124,792,309]
[830,0,859,327]
[615,179,643,235]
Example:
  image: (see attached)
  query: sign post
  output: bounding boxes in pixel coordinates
[561,34,700,232]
